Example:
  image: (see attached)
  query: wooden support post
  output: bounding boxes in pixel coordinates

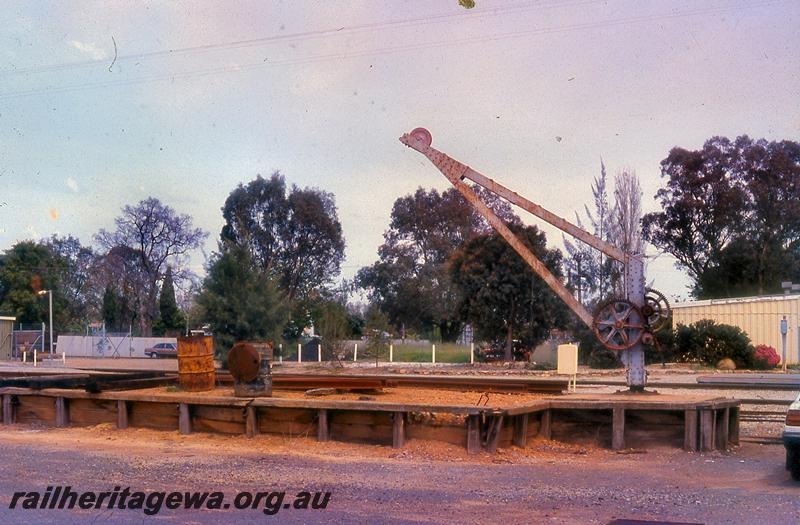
[729,407,740,446]
[716,408,730,450]
[116,400,128,429]
[179,403,191,435]
[55,397,69,428]
[700,409,714,452]
[684,409,698,452]
[317,409,329,442]
[466,415,481,454]
[3,395,15,425]
[513,414,528,447]
[245,406,258,438]
[612,407,625,451]
[486,415,503,454]
[392,411,406,449]
[540,409,552,440]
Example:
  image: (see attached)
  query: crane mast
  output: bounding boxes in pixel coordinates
[400,128,670,391]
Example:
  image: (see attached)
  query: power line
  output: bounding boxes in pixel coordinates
[0,1,599,78]
[0,1,781,102]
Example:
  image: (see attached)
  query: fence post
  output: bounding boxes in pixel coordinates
[297,343,302,363]
[389,344,393,363]
[432,344,436,364]
[354,343,358,362]
[318,344,322,362]
[470,342,474,364]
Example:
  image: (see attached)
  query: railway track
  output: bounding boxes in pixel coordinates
[235,373,569,394]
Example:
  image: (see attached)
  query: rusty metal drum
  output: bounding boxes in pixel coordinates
[177,335,216,392]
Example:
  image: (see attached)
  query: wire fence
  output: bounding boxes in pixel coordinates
[272,339,476,364]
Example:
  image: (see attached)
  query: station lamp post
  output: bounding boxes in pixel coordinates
[37,290,53,355]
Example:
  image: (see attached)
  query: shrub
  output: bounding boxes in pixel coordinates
[588,348,623,369]
[645,318,676,365]
[753,344,780,369]
[674,319,754,368]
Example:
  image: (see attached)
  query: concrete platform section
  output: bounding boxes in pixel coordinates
[0,386,739,455]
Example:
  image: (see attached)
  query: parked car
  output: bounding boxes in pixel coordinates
[783,392,800,481]
[145,342,177,358]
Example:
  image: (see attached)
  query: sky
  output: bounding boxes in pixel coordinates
[1,0,798,304]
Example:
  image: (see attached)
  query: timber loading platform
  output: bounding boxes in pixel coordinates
[0,370,740,454]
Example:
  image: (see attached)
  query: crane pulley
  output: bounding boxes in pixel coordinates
[400,127,670,390]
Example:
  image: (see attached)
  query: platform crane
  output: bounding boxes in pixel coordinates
[399,128,670,391]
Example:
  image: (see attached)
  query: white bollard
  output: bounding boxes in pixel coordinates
[297,343,302,363]
[354,343,358,362]
[62,352,66,365]
[318,344,322,362]
[34,349,38,367]
[389,344,393,363]
[279,344,283,363]
[470,342,474,364]
[432,344,436,364]
[23,351,27,363]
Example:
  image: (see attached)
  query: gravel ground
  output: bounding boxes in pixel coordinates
[0,425,798,524]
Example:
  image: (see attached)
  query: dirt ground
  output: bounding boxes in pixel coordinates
[137,385,554,409]
[1,361,797,523]
[0,424,797,524]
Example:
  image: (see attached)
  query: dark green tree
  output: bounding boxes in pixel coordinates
[196,245,286,363]
[0,242,61,324]
[643,136,800,298]
[0,238,98,334]
[153,266,185,336]
[220,173,345,301]
[450,224,569,361]
[357,186,517,341]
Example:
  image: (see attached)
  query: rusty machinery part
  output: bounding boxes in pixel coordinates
[227,342,263,383]
[642,287,671,332]
[407,127,433,149]
[593,298,646,351]
[641,331,655,346]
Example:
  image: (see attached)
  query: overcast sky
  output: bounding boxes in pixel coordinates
[1,0,798,303]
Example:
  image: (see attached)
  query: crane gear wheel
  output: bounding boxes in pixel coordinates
[409,127,432,149]
[593,298,646,351]
[642,288,671,332]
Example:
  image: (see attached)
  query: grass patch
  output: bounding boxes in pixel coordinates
[390,343,472,363]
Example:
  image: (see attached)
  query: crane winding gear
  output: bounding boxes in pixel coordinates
[399,127,670,391]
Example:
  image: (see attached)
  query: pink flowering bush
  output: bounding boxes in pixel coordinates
[753,344,780,369]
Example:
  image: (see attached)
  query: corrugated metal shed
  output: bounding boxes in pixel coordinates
[672,294,800,364]
[0,316,16,360]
